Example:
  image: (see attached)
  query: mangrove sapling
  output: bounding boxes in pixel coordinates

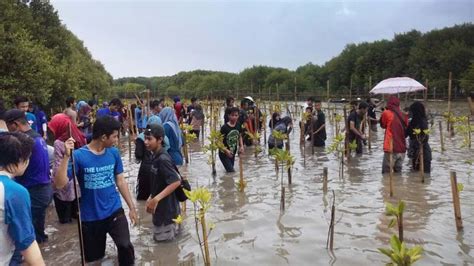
[326,134,354,179]
[238,153,247,192]
[412,128,431,182]
[385,200,405,242]
[245,129,262,157]
[203,130,226,176]
[443,111,456,137]
[453,116,473,149]
[181,124,197,164]
[270,148,295,211]
[378,235,423,266]
[184,188,215,266]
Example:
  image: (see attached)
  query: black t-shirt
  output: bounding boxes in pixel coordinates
[150,149,181,226]
[347,111,362,139]
[368,105,377,124]
[220,123,242,154]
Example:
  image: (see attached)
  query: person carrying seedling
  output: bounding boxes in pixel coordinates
[219,107,244,172]
[347,102,368,154]
[268,113,292,149]
[143,124,182,241]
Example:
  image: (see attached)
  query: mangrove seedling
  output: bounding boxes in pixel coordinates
[453,116,473,149]
[202,130,226,176]
[181,123,197,164]
[245,129,262,157]
[184,187,215,266]
[326,134,353,178]
[385,200,405,242]
[378,235,423,266]
[270,148,295,211]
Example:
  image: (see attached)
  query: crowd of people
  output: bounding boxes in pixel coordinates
[0,93,434,265]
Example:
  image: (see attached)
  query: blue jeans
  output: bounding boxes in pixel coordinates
[28,183,53,242]
[219,152,235,172]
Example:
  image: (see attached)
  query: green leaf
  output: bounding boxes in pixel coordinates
[378,248,393,258]
[390,235,402,253]
[398,201,405,215]
[388,218,397,228]
[457,183,464,192]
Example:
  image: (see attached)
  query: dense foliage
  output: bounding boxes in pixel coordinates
[117,24,474,100]
[0,0,113,110]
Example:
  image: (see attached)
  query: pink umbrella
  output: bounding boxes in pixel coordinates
[370,77,427,95]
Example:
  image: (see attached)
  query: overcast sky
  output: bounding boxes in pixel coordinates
[50,0,473,78]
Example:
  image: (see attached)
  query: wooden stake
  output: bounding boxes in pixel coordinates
[239,154,244,191]
[323,167,328,193]
[389,139,394,197]
[294,76,297,117]
[439,121,445,152]
[424,79,428,105]
[326,80,330,104]
[398,211,404,242]
[450,171,463,231]
[447,72,453,135]
[468,118,472,149]
[327,190,335,251]
[468,95,474,116]
[419,140,424,183]
[200,208,211,265]
[280,186,285,211]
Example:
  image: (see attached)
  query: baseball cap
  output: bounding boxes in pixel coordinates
[144,124,165,139]
[4,109,26,123]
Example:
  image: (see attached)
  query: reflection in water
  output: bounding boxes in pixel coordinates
[40,102,473,265]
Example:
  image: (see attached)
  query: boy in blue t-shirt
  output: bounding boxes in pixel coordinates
[0,132,44,265]
[55,116,137,265]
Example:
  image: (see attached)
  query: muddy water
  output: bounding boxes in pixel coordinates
[41,101,473,265]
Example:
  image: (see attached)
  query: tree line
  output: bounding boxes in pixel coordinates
[0,0,113,110]
[116,23,474,101]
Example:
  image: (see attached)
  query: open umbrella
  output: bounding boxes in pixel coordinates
[370,77,427,95]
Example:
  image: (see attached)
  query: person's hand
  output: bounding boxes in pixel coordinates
[238,146,244,154]
[360,135,367,141]
[225,149,233,158]
[129,208,138,226]
[146,197,159,214]
[64,138,75,157]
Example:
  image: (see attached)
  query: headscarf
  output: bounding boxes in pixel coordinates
[48,113,86,148]
[387,95,400,112]
[77,101,91,116]
[137,114,170,151]
[159,107,183,147]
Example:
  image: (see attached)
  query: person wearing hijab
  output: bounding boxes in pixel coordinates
[49,113,86,223]
[380,95,408,173]
[406,102,431,173]
[76,101,92,136]
[189,104,204,138]
[159,107,183,166]
[135,117,170,200]
[268,114,293,149]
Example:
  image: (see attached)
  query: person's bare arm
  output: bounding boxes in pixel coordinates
[116,173,138,225]
[350,121,365,139]
[146,180,181,214]
[21,241,45,266]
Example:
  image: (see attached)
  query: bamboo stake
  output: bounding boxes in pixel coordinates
[398,211,404,242]
[323,167,328,194]
[280,186,285,211]
[127,105,132,162]
[311,118,315,154]
[419,140,424,183]
[239,154,244,192]
[200,208,211,265]
[447,72,452,135]
[326,80,330,104]
[389,139,394,197]
[468,118,471,149]
[468,95,474,116]
[286,140,292,185]
[424,79,428,105]
[450,171,463,231]
[366,112,371,150]
[327,190,335,251]
[439,121,445,152]
[294,77,297,118]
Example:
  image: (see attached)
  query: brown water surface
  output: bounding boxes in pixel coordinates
[42,101,473,265]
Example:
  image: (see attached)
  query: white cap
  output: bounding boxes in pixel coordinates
[244,96,254,102]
